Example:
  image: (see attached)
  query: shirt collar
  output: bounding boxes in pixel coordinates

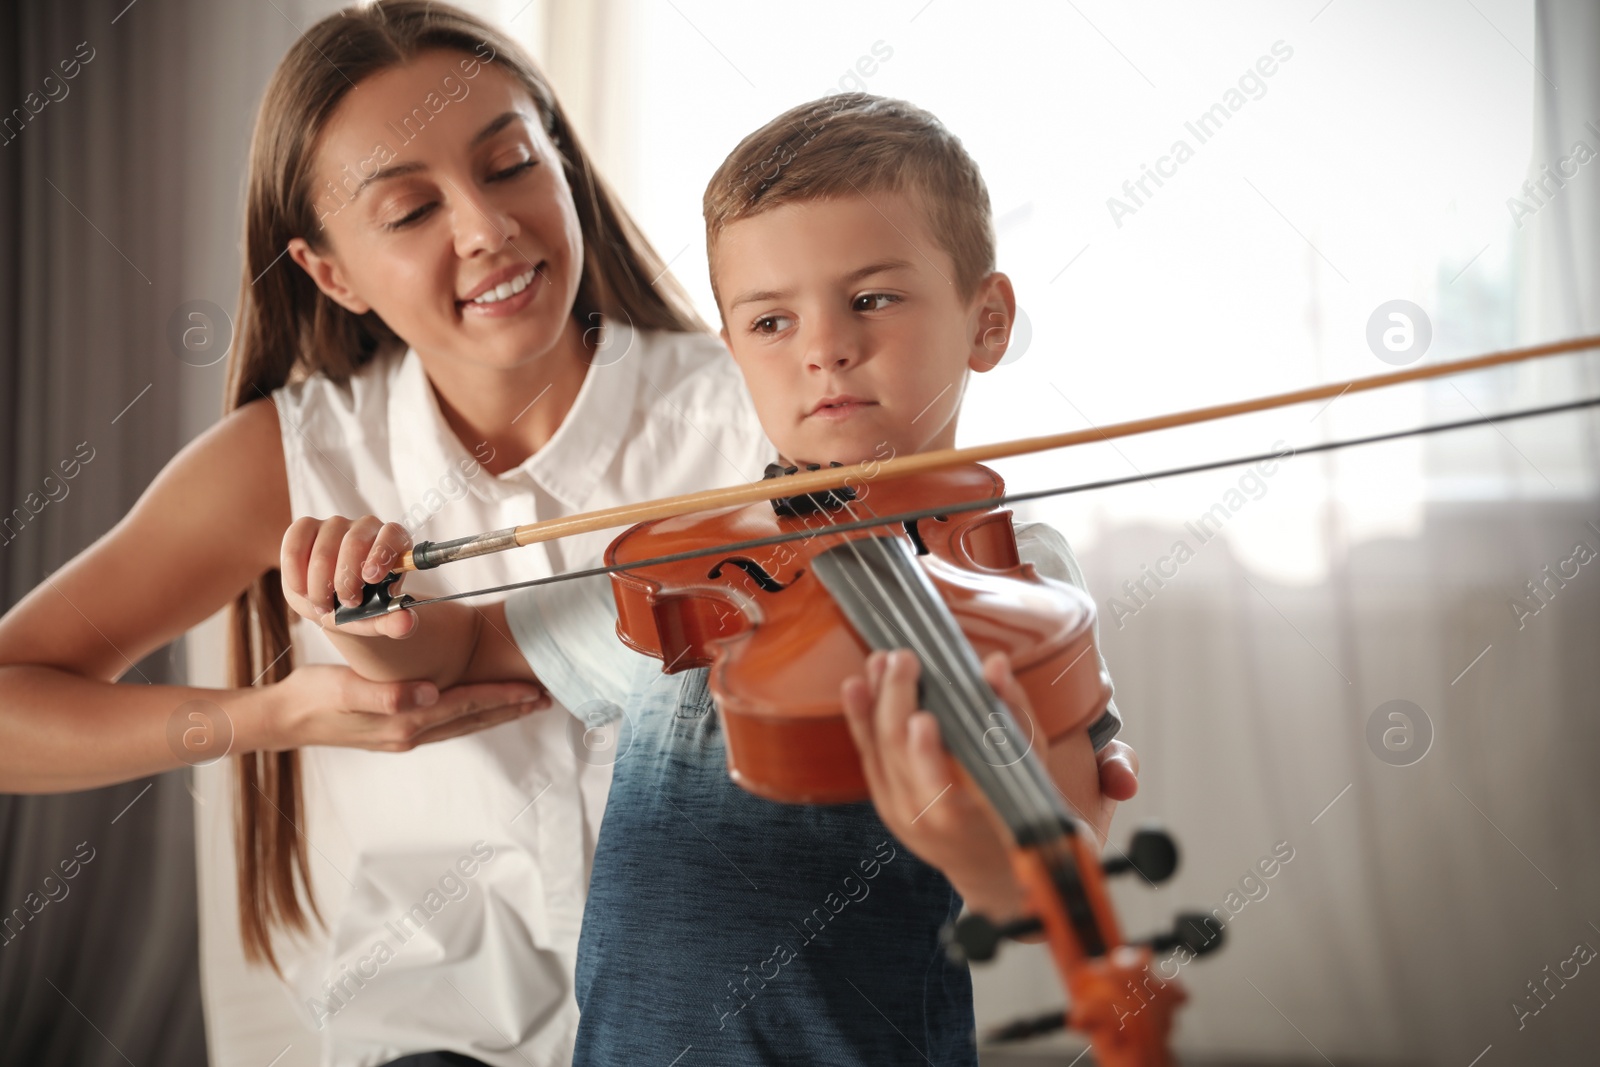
[388,318,644,515]
[519,318,643,508]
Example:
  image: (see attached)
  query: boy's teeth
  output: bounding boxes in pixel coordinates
[471,268,537,304]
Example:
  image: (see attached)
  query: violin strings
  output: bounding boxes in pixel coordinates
[816,495,1107,957]
[846,517,1097,955]
[816,498,1017,815]
[823,501,962,693]
[834,501,989,712]
[825,494,1064,838]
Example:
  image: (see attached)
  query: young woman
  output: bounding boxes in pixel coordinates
[0,4,768,1065]
[0,4,1136,1065]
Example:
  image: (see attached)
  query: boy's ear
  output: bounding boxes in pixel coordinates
[287,236,372,315]
[967,271,1017,373]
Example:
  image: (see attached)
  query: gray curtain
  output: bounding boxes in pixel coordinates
[0,1,206,1064]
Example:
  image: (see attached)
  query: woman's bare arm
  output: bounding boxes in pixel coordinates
[0,399,290,790]
[0,399,543,793]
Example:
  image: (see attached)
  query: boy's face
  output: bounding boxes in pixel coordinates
[712,191,1015,467]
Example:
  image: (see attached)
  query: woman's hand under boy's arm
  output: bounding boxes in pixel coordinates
[280,515,532,690]
[841,649,1136,925]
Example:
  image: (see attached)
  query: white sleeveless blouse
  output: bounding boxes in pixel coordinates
[269,322,772,1067]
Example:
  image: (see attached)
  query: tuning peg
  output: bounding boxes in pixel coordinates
[1144,912,1225,957]
[1102,824,1179,883]
[941,912,1043,963]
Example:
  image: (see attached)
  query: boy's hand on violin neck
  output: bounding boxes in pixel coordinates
[1096,740,1139,803]
[281,514,419,638]
[841,649,1136,922]
[841,648,1033,922]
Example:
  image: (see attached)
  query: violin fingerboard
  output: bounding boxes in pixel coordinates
[811,535,1068,843]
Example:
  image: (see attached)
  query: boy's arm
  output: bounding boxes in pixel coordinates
[321,600,498,688]
[499,573,657,715]
[456,601,540,687]
[1014,522,1140,802]
[1014,521,1123,749]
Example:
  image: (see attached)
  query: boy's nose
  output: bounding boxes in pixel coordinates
[804,323,861,371]
[807,351,854,371]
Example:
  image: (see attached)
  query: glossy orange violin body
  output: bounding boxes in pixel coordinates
[605,462,1109,803]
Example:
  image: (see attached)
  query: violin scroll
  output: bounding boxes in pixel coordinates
[955,822,1224,1066]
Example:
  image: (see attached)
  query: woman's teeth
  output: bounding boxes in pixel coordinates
[470,268,538,305]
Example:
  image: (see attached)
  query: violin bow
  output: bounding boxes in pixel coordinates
[336,333,1600,622]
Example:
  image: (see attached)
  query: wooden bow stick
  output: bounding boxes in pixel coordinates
[384,333,1600,574]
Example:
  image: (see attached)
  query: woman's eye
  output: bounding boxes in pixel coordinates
[752,314,793,335]
[853,292,899,312]
[383,203,435,230]
[491,160,536,181]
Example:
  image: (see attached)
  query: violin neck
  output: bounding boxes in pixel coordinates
[811,534,1072,845]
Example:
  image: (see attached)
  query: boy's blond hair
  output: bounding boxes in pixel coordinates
[703,93,995,304]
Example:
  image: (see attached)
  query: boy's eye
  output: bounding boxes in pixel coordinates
[853,292,899,312]
[751,313,794,335]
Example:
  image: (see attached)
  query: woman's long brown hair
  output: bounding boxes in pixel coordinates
[223,0,703,973]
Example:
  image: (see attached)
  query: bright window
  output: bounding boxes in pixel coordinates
[528,1,1580,582]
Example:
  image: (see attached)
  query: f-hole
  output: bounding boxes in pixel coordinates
[903,520,931,556]
[708,557,799,593]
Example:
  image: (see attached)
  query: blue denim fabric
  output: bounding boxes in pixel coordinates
[572,667,977,1067]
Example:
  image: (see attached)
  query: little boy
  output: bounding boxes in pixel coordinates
[286,94,1127,1065]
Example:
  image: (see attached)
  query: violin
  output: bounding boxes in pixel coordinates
[604,460,1221,1064]
[606,462,1107,802]
[334,335,1600,1064]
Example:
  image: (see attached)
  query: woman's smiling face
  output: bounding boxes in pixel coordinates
[289,49,584,370]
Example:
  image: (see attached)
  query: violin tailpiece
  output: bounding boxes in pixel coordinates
[763,461,858,517]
